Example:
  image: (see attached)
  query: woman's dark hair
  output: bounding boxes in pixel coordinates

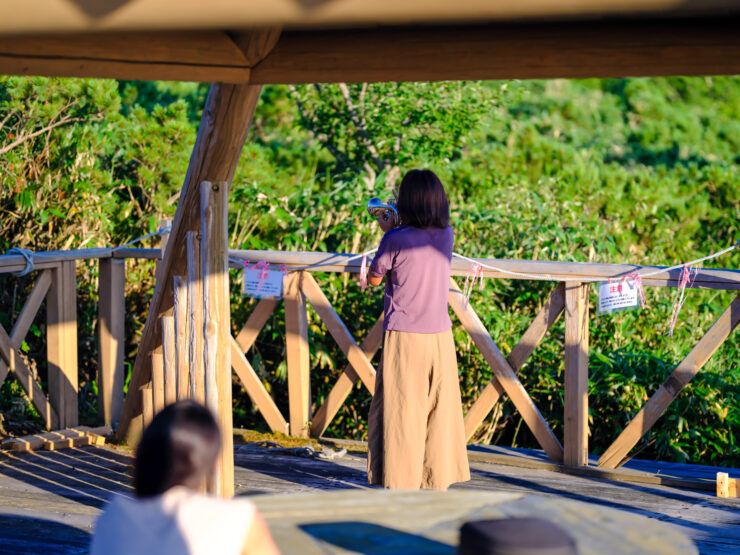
[396,169,450,229]
[134,401,221,498]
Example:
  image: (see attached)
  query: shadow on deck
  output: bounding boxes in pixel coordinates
[0,443,737,554]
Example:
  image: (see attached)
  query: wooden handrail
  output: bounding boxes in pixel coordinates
[2,247,737,289]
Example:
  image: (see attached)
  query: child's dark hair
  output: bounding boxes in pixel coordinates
[396,169,450,229]
[134,401,221,498]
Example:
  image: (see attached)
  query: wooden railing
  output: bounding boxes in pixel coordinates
[0,246,738,470]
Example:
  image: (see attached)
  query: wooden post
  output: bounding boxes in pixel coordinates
[98,258,125,426]
[162,315,177,406]
[187,231,205,404]
[564,282,589,466]
[284,272,311,438]
[141,384,153,429]
[201,180,233,497]
[151,349,165,414]
[173,275,189,400]
[47,261,78,429]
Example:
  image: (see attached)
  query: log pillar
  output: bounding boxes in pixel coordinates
[117,82,264,449]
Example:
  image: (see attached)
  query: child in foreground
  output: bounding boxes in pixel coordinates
[366,169,470,490]
[90,401,279,555]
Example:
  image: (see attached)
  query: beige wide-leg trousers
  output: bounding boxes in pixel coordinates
[367,329,470,490]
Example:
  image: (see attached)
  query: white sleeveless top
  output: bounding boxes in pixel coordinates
[90,486,256,555]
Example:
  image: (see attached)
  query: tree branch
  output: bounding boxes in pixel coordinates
[0,114,87,156]
[287,84,349,167]
[337,82,385,172]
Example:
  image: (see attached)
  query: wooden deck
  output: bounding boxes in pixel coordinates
[0,443,737,554]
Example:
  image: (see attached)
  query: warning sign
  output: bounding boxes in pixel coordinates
[598,281,640,315]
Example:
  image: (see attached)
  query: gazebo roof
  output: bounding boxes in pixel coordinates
[1,0,739,83]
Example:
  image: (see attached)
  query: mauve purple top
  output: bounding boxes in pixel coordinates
[369,225,453,333]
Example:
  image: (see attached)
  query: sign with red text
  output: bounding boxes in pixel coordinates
[598,281,640,315]
[243,268,283,299]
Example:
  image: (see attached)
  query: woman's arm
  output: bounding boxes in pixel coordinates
[242,513,280,555]
[368,273,384,286]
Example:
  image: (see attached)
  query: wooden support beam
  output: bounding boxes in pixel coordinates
[162,315,177,406]
[310,316,383,438]
[201,180,234,497]
[151,350,165,415]
[564,283,589,466]
[448,278,564,462]
[251,18,740,84]
[0,31,252,83]
[234,298,280,353]
[117,81,264,444]
[0,269,52,386]
[230,336,289,434]
[599,294,740,469]
[173,275,190,401]
[47,261,78,429]
[97,258,125,427]
[284,272,311,438]
[463,283,565,440]
[187,232,205,404]
[301,272,377,392]
[0,324,55,429]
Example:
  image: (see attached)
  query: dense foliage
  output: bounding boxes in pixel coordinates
[0,75,738,466]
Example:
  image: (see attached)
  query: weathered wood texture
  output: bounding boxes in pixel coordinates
[187,232,205,404]
[448,278,564,462]
[284,272,311,438]
[201,181,234,498]
[0,442,735,554]
[173,275,190,400]
[47,262,78,429]
[564,283,589,466]
[117,82,264,444]
[97,258,125,426]
[161,315,177,406]
[463,283,565,440]
[311,316,383,438]
[599,294,740,469]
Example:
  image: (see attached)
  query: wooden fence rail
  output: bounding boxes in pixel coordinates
[0,245,738,475]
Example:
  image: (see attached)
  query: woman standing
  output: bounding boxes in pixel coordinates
[367,169,470,490]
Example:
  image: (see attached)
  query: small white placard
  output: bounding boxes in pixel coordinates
[243,268,284,299]
[598,281,640,314]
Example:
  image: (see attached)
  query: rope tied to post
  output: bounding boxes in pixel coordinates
[6,248,35,277]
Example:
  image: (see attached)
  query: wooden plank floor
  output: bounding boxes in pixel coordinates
[0,444,737,554]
